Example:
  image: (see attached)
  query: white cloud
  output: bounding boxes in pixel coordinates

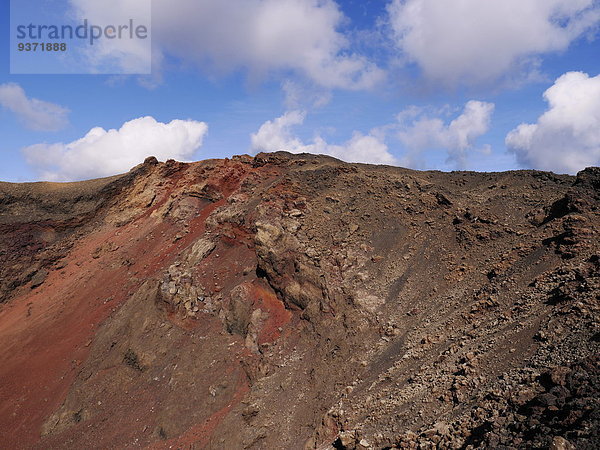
[387,0,600,85]
[251,102,494,169]
[506,71,600,174]
[250,110,397,165]
[70,0,385,90]
[68,0,152,74]
[282,80,332,110]
[0,83,69,131]
[251,111,306,153]
[396,101,495,168]
[23,116,208,181]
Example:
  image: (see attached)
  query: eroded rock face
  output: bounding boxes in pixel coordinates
[0,152,598,449]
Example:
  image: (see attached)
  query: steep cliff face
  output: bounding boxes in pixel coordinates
[0,153,598,449]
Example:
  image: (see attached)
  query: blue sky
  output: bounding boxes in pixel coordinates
[1,0,600,181]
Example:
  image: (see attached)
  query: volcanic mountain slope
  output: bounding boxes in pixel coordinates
[0,152,598,449]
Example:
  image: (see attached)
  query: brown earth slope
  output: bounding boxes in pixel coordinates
[0,152,598,449]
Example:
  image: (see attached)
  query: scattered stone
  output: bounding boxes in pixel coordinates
[30,269,48,289]
[550,436,575,450]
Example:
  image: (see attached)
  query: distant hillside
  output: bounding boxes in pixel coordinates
[0,153,598,449]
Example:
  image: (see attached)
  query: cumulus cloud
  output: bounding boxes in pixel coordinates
[251,102,494,169]
[396,101,495,169]
[250,110,397,165]
[0,83,69,131]
[506,71,600,174]
[70,0,384,90]
[23,116,208,181]
[387,0,600,85]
